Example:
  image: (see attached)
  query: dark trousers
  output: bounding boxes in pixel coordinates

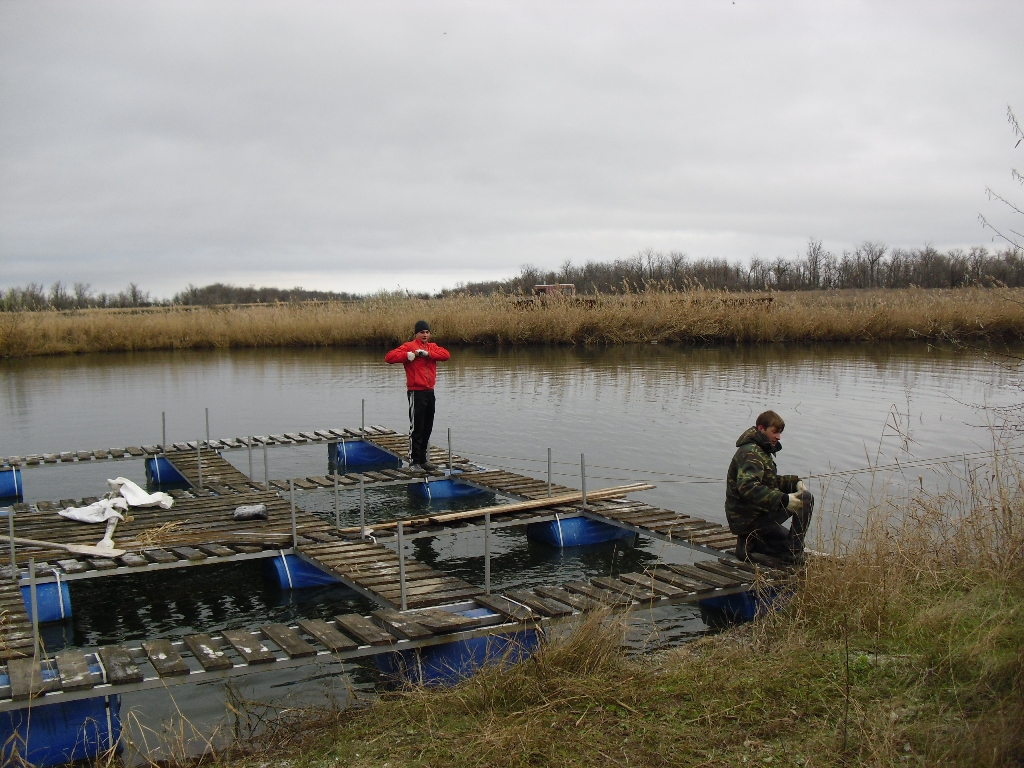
[745,498,813,557]
[407,389,435,464]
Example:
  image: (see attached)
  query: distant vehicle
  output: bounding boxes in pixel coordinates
[532,284,577,296]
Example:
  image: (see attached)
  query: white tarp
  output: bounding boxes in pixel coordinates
[56,476,173,523]
[107,477,173,509]
[57,497,126,523]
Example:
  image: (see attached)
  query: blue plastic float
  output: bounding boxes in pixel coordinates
[408,470,490,501]
[526,516,636,548]
[375,607,539,686]
[0,468,23,501]
[699,586,786,623]
[0,685,120,767]
[328,440,401,470]
[262,553,341,589]
[144,456,187,485]
[20,580,73,623]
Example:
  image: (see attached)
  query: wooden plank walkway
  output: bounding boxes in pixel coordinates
[0,556,786,711]
[296,539,482,610]
[1,427,398,471]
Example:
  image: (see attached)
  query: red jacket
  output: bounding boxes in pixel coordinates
[384,340,451,390]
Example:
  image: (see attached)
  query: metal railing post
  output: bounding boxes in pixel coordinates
[196,439,203,490]
[361,399,365,437]
[547,448,552,497]
[334,471,340,531]
[397,520,407,611]
[162,411,166,451]
[484,510,491,595]
[289,479,297,549]
[448,428,453,473]
[205,407,210,446]
[29,558,39,660]
[359,476,366,537]
[7,508,15,582]
[263,441,269,490]
[247,436,253,480]
[580,453,587,509]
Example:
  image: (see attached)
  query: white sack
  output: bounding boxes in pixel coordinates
[108,477,173,509]
[57,497,126,523]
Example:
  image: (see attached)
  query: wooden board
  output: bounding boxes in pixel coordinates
[534,585,596,612]
[143,639,191,677]
[591,576,653,602]
[371,609,433,640]
[649,567,711,593]
[474,594,534,622]
[297,619,358,652]
[261,624,318,658]
[183,634,232,671]
[413,608,485,633]
[55,649,95,691]
[98,645,144,685]
[563,581,633,607]
[335,613,394,646]
[505,589,574,618]
[8,657,54,700]
[617,572,685,598]
[668,564,739,589]
[143,548,179,564]
[222,629,276,665]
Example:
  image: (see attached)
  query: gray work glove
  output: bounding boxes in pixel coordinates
[416,348,430,357]
[785,493,804,513]
[406,351,416,361]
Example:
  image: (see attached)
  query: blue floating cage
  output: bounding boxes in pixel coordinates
[526,516,636,548]
[262,553,341,589]
[328,440,401,470]
[376,608,539,687]
[144,456,188,485]
[0,688,120,767]
[0,469,23,502]
[20,580,73,623]
[699,585,787,623]
[408,469,490,501]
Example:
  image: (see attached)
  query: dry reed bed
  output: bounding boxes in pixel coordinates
[2,288,1024,358]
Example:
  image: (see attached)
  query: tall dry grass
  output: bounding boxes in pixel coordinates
[2,287,1024,357]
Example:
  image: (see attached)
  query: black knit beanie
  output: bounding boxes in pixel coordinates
[414,320,430,333]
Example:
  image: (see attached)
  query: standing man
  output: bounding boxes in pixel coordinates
[385,320,450,471]
[725,410,813,564]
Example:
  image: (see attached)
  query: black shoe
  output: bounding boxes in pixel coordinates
[420,461,439,472]
[735,535,749,561]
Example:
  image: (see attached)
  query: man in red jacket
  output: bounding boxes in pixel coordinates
[384,320,451,471]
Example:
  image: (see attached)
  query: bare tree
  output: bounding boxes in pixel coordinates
[980,106,1024,250]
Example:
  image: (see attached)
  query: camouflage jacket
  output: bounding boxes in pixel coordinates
[725,426,800,535]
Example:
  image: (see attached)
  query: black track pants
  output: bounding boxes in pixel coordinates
[407,389,435,464]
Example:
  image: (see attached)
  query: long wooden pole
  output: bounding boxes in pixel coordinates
[334,482,653,535]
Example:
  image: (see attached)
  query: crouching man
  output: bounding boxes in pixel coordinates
[725,410,813,564]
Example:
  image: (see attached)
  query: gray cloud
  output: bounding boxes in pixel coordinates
[1,0,1021,296]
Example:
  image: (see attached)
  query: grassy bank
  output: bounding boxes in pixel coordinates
[174,447,1023,768]
[3,288,1024,357]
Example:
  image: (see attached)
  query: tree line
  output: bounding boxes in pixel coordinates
[4,241,1023,311]
[0,281,361,311]
[442,242,1024,295]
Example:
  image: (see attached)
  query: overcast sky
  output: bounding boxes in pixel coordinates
[1,1,1021,297]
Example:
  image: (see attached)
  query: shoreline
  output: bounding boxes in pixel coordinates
[2,287,1024,359]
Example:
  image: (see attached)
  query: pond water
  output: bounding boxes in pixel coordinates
[1,341,1021,758]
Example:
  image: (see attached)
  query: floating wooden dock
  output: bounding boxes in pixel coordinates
[0,556,783,712]
[0,422,755,701]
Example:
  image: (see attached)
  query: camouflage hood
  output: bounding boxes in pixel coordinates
[735,426,782,455]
